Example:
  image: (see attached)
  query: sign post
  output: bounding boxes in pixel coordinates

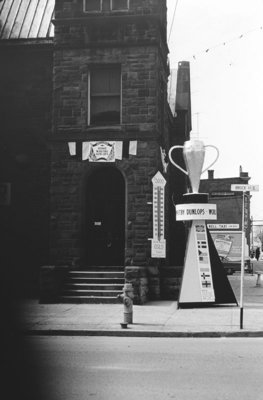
[231,184,259,329]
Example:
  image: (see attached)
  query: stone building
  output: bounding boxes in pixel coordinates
[0,0,191,303]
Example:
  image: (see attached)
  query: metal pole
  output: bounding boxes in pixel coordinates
[240,191,245,329]
[251,216,253,256]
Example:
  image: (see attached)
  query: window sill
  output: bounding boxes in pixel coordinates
[83,10,129,14]
[86,125,123,132]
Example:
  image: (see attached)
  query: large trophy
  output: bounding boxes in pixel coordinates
[169,138,237,307]
[169,139,218,194]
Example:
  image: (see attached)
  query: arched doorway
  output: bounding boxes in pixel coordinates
[85,167,125,266]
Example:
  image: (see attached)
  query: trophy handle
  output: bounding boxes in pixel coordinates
[168,145,188,175]
[202,145,219,174]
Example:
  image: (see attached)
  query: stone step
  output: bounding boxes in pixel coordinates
[64,283,124,291]
[57,267,125,304]
[61,289,122,297]
[68,271,124,279]
[69,277,124,284]
[58,296,120,304]
[73,266,124,271]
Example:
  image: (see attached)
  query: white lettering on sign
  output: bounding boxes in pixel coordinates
[176,204,217,221]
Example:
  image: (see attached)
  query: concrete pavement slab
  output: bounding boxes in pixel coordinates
[14,271,263,337]
[17,298,263,337]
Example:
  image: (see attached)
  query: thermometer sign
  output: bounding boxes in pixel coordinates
[151,172,166,258]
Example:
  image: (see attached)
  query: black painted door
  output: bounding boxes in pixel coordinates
[86,167,125,266]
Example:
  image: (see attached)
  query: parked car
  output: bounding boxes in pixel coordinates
[223,259,253,275]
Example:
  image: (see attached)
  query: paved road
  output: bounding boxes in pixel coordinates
[23,336,263,400]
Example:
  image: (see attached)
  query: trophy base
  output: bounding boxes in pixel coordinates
[183,193,208,204]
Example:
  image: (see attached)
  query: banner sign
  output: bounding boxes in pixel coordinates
[88,141,116,162]
[81,141,137,161]
[151,172,166,258]
[176,203,217,221]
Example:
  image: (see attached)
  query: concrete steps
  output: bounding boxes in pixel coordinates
[58,267,125,303]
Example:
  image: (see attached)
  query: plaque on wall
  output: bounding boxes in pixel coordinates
[88,141,115,162]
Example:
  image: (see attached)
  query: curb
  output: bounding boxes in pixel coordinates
[23,329,263,338]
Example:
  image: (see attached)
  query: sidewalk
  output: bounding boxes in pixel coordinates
[18,300,263,337]
[19,299,263,338]
[17,269,263,338]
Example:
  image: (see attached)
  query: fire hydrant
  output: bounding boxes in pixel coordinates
[117,283,134,324]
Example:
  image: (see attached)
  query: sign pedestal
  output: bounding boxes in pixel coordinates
[176,196,237,308]
[169,138,237,308]
[179,220,215,305]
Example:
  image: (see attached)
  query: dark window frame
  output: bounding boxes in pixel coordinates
[88,65,122,126]
[83,0,129,12]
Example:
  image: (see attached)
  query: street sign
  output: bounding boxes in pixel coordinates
[231,184,259,192]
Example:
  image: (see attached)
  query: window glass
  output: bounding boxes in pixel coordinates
[112,0,128,10]
[84,0,129,12]
[91,97,120,125]
[90,67,121,125]
[102,0,111,11]
[85,0,101,11]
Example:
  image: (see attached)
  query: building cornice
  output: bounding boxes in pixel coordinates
[53,13,162,26]
[50,123,159,142]
[0,38,53,50]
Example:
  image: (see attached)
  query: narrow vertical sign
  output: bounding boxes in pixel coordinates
[194,221,215,302]
[151,171,166,258]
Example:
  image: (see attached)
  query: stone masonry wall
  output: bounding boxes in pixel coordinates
[50,0,173,304]
[51,5,169,266]
[53,46,158,130]
[49,138,161,266]
[49,141,83,264]
[0,46,52,295]
[55,0,165,18]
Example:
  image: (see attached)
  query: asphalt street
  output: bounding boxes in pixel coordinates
[24,336,263,400]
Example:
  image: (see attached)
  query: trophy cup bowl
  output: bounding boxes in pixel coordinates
[168,139,219,197]
[183,139,205,193]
